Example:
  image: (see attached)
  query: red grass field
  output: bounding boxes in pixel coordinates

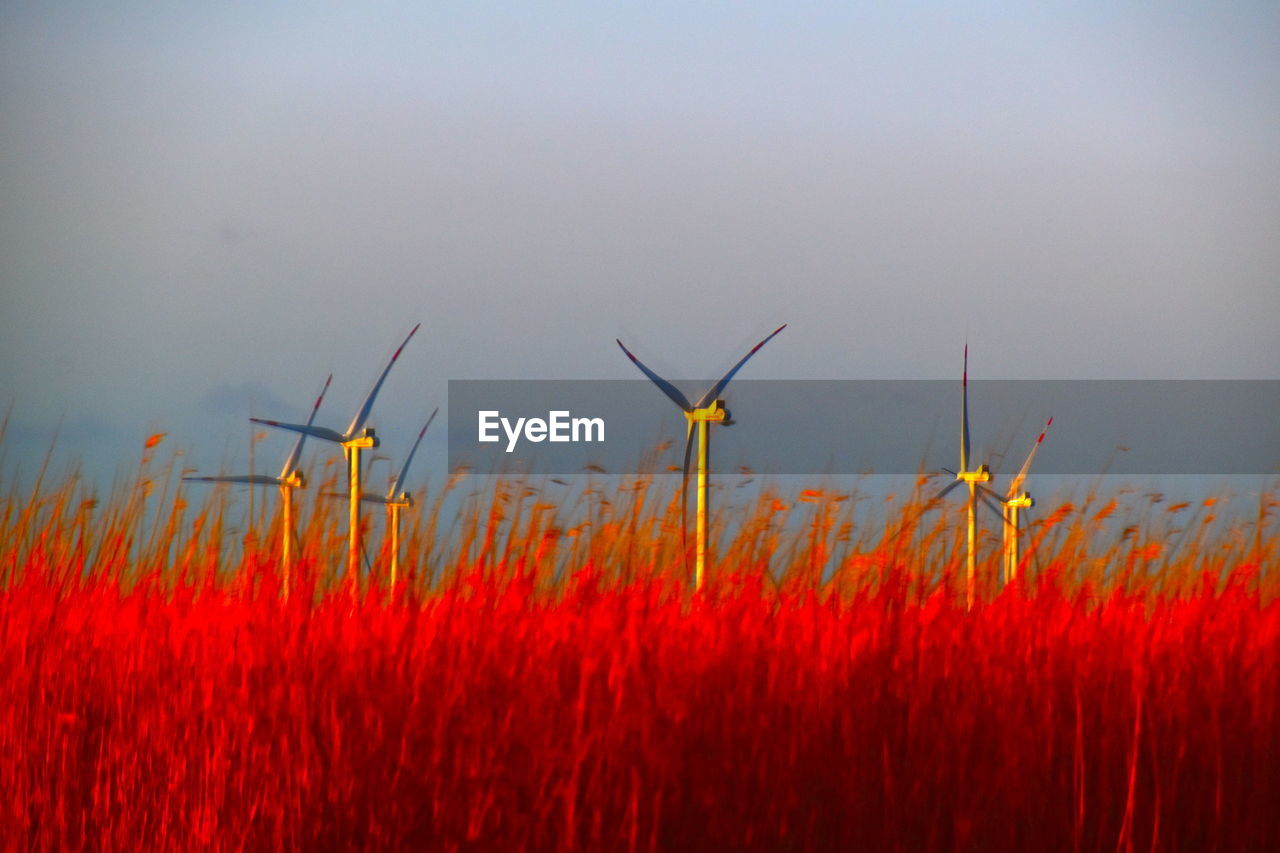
[1,443,1277,850]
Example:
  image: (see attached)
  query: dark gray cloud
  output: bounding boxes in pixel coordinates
[198,382,293,418]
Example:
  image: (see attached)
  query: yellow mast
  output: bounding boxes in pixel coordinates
[342,429,377,595]
[1003,492,1032,584]
[278,469,303,599]
[956,466,990,609]
[386,495,412,590]
[686,401,726,590]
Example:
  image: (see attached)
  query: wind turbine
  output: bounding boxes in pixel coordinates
[184,373,332,598]
[932,344,1001,609]
[357,408,437,589]
[1001,417,1052,584]
[617,324,786,589]
[253,323,421,593]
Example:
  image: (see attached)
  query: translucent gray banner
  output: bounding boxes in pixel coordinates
[447,380,1279,476]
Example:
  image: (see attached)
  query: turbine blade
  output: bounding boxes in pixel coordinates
[617,339,693,411]
[280,373,334,479]
[976,483,1003,503]
[389,408,438,499]
[251,419,345,445]
[346,323,421,438]
[1008,416,1053,498]
[696,324,787,408]
[680,420,695,572]
[980,493,1011,527]
[183,474,284,486]
[961,343,970,473]
[933,480,962,503]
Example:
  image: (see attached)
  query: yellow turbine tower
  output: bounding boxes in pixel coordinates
[253,324,420,594]
[184,374,332,598]
[1001,417,1052,585]
[617,324,786,590]
[931,344,995,609]
[356,408,437,590]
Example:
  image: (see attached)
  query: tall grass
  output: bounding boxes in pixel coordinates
[1,434,1276,849]
[2,437,1273,602]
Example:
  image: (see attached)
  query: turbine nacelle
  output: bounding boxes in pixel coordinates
[343,427,378,451]
[957,464,991,484]
[685,400,728,426]
[1006,492,1033,510]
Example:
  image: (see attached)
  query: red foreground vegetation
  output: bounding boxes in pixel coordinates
[1,439,1277,849]
[3,565,1277,850]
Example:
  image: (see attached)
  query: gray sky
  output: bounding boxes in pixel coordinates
[2,2,1277,491]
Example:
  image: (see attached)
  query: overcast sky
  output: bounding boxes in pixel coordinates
[1,2,1277,490]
